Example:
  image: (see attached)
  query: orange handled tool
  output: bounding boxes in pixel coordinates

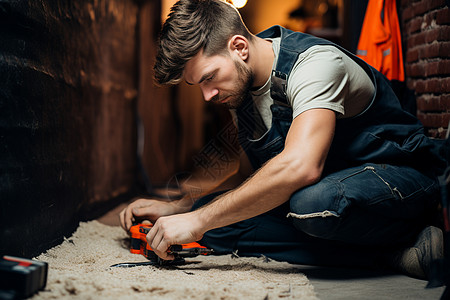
[129,223,213,261]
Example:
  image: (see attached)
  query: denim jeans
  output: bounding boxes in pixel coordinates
[288,163,439,245]
[192,163,440,267]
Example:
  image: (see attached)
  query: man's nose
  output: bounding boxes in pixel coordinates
[201,86,219,102]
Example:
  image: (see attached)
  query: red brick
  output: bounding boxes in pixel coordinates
[417,111,450,128]
[425,27,448,43]
[401,0,412,7]
[413,0,446,16]
[407,31,426,48]
[424,61,439,76]
[409,27,450,48]
[406,0,450,141]
[416,42,450,59]
[412,1,428,16]
[441,42,450,57]
[437,60,450,75]
[405,16,423,35]
[420,42,440,59]
[424,43,439,59]
[415,80,425,92]
[406,48,419,63]
[419,60,450,76]
[433,26,450,42]
[417,94,450,111]
[436,7,450,25]
[414,77,450,93]
[407,35,418,50]
[426,79,441,93]
[441,113,449,126]
[402,6,415,21]
[432,79,445,92]
[407,25,450,49]
[430,0,447,10]
[406,62,424,77]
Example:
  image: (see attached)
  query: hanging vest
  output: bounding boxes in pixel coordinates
[236,25,448,177]
[356,0,405,81]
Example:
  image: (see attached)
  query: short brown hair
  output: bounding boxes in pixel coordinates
[154,0,253,85]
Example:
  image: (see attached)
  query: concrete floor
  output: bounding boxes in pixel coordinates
[299,265,446,299]
[98,202,447,300]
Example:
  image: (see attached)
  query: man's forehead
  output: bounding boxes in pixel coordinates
[183,50,205,84]
[184,50,223,85]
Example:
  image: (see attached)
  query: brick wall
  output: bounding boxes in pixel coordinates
[401,0,450,138]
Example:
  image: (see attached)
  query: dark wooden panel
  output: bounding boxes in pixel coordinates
[0,0,138,257]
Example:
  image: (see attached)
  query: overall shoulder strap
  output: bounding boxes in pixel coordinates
[257,26,335,104]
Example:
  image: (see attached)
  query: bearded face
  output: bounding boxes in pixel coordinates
[184,48,255,109]
[209,57,254,109]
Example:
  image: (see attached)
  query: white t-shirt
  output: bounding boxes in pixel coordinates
[246,38,375,136]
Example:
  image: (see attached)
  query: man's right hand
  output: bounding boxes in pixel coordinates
[119,198,191,231]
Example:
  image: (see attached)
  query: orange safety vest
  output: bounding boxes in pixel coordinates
[356,0,404,81]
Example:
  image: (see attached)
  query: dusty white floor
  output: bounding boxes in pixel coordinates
[32,221,318,299]
[96,201,447,300]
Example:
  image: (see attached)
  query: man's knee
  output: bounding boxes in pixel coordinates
[288,179,349,239]
[289,178,348,216]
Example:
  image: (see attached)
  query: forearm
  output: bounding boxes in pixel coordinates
[194,153,318,232]
[173,169,245,212]
[177,151,249,211]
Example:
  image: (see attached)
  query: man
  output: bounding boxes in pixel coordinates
[120,0,449,280]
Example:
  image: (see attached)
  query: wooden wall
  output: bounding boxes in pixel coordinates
[137,1,207,189]
[0,0,222,258]
[0,0,138,257]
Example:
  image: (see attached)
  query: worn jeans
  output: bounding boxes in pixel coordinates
[192,163,440,267]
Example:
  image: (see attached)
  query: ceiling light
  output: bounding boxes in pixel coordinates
[231,0,248,9]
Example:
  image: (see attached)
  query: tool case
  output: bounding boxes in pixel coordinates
[0,255,48,299]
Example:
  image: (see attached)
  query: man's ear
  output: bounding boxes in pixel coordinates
[228,35,249,61]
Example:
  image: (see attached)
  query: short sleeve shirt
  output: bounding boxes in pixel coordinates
[248,37,375,134]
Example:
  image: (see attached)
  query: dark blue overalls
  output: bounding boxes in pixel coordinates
[193,26,449,267]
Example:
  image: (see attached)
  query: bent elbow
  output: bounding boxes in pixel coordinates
[286,161,323,188]
[305,167,322,186]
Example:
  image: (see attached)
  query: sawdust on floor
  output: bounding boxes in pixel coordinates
[32,221,318,299]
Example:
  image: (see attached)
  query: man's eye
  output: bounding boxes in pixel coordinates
[206,75,214,82]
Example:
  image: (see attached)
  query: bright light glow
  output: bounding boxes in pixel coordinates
[232,0,248,9]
